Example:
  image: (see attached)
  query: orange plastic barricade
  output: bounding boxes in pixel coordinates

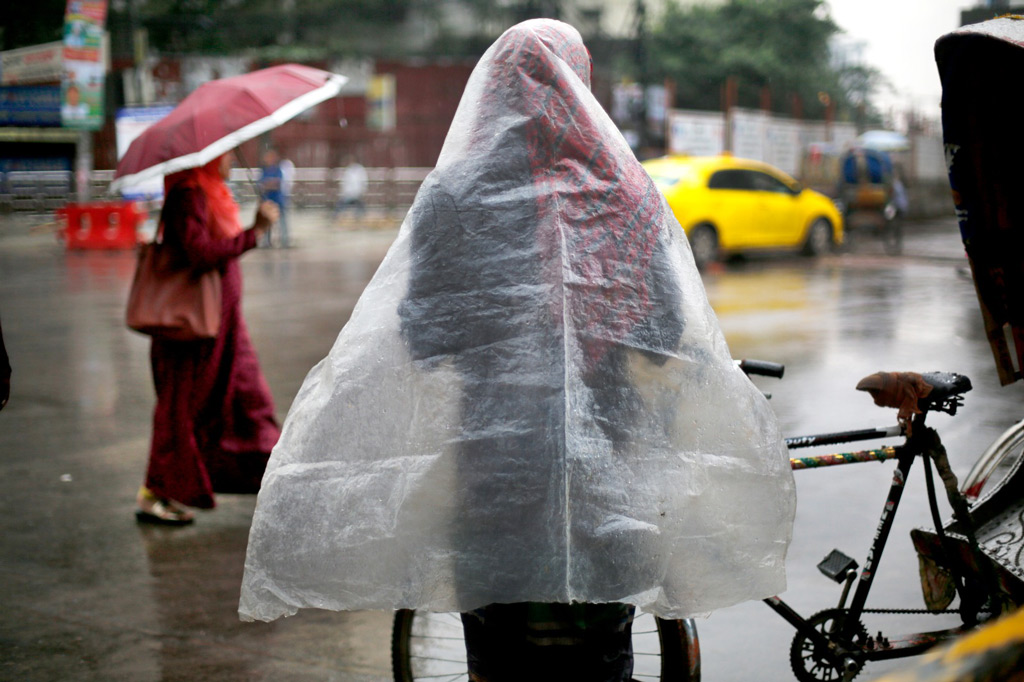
[57,201,145,250]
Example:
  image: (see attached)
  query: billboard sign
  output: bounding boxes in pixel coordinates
[0,85,62,127]
[115,105,174,199]
[61,0,108,130]
[0,42,64,86]
[367,74,396,131]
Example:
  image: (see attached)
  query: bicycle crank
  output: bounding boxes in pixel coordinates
[789,609,868,682]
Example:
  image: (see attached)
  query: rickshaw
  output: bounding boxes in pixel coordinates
[835,145,903,255]
[878,14,1024,681]
[909,10,1024,617]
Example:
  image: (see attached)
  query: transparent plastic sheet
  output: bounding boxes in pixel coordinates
[240,19,796,623]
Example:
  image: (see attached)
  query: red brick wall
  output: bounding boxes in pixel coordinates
[268,59,475,169]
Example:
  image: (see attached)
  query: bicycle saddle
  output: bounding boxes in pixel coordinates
[856,371,972,420]
[920,371,972,408]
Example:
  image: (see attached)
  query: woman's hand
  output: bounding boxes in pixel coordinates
[252,200,280,236]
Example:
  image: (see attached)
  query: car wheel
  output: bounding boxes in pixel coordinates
[689,224,719,270]
[803,218,833,257]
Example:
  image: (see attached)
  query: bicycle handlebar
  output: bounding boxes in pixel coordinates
[738,359,785,379]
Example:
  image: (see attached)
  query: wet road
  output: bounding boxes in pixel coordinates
[1,208,1021,681]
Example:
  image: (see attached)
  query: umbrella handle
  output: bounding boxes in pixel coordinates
[232,147,265,200]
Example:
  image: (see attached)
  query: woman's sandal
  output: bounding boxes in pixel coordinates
[135,487,195,526]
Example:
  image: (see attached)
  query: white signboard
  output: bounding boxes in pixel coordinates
[1,42,64,86]
[731,109,768,163]
[115,105,174,200]
[667,109,724,156]
[913,134,946,181]
[764,118,803,177]
[832,123,858,149]
[667,107,870,181]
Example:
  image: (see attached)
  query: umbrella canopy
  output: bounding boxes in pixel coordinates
[111,64,346,192]
[857,129,910,152]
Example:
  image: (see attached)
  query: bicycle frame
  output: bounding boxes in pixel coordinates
[764,410,988,677]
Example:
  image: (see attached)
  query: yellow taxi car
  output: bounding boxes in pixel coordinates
[642,154,844,269]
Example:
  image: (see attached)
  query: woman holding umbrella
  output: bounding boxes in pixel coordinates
[112,65,348,524]
[136,155,281,525]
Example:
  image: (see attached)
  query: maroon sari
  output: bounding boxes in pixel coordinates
[145,185,280,509]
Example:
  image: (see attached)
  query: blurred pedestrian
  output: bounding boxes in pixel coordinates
[280,154,295,245]
[0,313,10,412]
[241,20,794,682]
[137,153,282,526]
[891,166,909,218]
[259,148,290,247]
[334,154,367,218]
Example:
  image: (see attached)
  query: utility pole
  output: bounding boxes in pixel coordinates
[633,0,649,153]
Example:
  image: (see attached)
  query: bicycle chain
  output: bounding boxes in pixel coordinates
[860,607,992,615]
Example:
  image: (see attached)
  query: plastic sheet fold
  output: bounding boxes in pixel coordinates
[240,19,795,622]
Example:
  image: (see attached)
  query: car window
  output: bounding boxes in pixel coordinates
[708,169,754,190]
[750,171,794,194]
[646,164,698,189]
[647,173,682,187]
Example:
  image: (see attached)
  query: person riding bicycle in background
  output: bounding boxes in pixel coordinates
[240,19,796,682]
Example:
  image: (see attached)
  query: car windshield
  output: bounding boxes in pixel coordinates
[644,163,698,189]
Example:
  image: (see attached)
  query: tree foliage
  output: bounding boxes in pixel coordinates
[1,0,69,51]
[129,0,575,58]
[135,0,415,56]
[650,0,884,121]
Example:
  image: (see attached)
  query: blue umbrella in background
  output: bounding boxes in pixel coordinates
[857,129,910,152]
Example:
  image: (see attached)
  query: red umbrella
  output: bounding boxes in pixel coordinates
[111,64,346,192]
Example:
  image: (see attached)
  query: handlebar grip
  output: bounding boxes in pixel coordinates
[738,359,785,379]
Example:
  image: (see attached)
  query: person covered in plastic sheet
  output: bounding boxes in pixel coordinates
[240,18,796,682]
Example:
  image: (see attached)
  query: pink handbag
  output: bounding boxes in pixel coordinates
[125,242,222,341]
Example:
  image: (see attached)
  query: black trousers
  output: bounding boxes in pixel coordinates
[462,602,635,682]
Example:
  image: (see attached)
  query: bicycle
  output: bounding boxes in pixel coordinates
[390,364,1024,682]
[760,369,1023,682]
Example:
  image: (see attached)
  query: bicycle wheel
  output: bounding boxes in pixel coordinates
[961,418,1024,503]
[391,609,700,681]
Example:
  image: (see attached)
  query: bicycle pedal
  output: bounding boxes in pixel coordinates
[818,549,859,583]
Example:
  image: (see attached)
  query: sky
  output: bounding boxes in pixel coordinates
[825,0,976,124]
